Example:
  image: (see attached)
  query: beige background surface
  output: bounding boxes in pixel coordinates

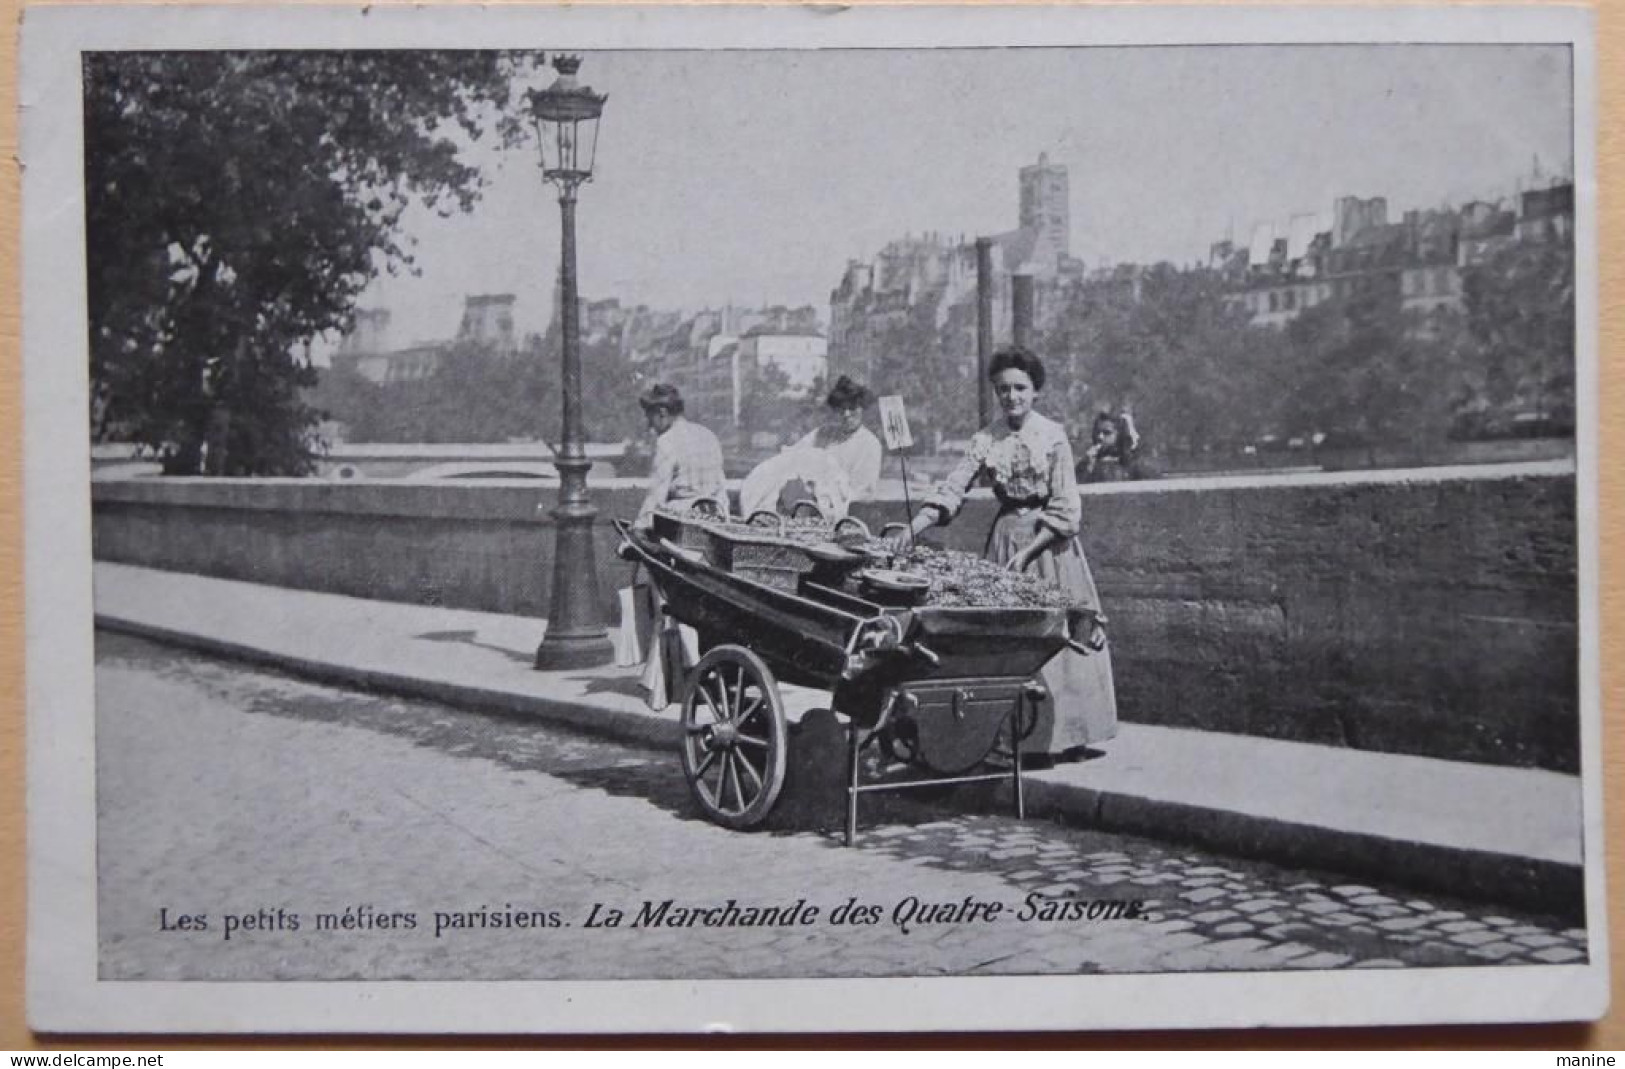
[0,0,1617,1048]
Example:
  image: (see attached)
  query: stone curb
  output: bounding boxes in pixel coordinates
[1017,779,1582,922]
[95,614,683,752]
[97,612,1583,921]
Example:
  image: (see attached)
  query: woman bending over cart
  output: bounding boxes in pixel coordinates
[634,383,729,528]
[887,347,1117,758]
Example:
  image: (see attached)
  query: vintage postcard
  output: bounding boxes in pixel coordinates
[21,3,1604,1034]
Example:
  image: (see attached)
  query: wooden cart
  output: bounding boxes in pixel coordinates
[615,510,1101,844]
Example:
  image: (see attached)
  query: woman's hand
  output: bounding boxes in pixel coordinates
[1009,528,1059,573]
[885,508,939,553]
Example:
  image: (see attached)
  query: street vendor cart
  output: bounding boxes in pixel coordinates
[615,505,1104,844]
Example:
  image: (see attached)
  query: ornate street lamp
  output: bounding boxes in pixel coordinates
[529,54,614,669]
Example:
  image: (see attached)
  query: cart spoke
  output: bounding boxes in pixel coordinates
[698,678,726,726]
[728,750,744,809]
[734,732,769,749]
[720,752,742,813]
[712,748,732,808]
[731,671,745,725]
[735,694,765,728]
[715,668,739,723]
[692,746,719,787]
[734,750,764,796]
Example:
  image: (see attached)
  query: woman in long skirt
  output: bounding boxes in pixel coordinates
[889,347,1117,756]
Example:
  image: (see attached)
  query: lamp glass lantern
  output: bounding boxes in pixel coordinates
[527,55,607,188]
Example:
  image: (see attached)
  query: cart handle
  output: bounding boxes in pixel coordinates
[688,499,723,518]
[658,538,707,565]
[832,516,871,542]
[612,517,643,562]
[908,641,941,668]
[746,509,784,532]
[1065,610,1109,654]
[788,499,824,520]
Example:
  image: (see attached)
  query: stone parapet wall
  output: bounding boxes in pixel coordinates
[91,477,650,619]
[92,462,1579,771]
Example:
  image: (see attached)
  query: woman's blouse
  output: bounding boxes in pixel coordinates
[635,416,729,526]
[793,423,883,502]
[923,410,1082,539]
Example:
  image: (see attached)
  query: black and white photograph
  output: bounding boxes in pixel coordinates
[21,3,1604,1034]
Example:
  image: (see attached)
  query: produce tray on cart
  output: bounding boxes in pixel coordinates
[650,507,868,592]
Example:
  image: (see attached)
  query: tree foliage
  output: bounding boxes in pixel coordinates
[85,50,543,473]
[1459,238,1576,423]
[313,330,648,446]
[736,359,806,437]
[868,306,977,448]
[1045,265,1286,457]
[1280,293,1468,450]
[1034,248,1573,464]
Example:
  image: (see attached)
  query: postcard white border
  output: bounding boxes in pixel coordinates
[22,3,1606,1034]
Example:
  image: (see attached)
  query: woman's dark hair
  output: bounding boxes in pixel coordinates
[638,382,686,416]
[1091,409,1140,458]
[987,346,1046,392]
[824,375,874,410]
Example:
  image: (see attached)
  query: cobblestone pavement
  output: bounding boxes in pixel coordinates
[95,633,1588,981]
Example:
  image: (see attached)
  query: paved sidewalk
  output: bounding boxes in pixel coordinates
[92,561,1585,916]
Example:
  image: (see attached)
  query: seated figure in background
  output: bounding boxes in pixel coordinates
[738,376,882,521]
[791,375,883,504]
[1078,409,1147,484]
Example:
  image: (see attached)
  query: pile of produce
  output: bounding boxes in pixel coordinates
[656,508,1070,609]
[888,546,1073,609]
[658,509,844,543]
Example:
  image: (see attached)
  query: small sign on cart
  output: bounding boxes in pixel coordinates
[877,395,913,451]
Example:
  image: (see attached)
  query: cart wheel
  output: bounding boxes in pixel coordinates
[680,645,789,829]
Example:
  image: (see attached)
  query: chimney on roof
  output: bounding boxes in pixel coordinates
[458,294,517,353]
[1012,274,1035,349]
[1333,195,1387,247]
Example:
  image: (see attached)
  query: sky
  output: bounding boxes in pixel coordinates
[348,44,1574,352]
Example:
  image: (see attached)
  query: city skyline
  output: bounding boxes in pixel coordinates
[344,44,1572,351]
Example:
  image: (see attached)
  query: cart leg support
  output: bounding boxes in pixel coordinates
[845,722,863,847]
[1012,705,1026,821]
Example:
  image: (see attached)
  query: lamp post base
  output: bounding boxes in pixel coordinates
[534,630,616,671]
[534,456,614,671]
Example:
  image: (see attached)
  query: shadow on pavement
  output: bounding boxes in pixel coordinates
[575,674,649,701]
[413,629,535,667]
